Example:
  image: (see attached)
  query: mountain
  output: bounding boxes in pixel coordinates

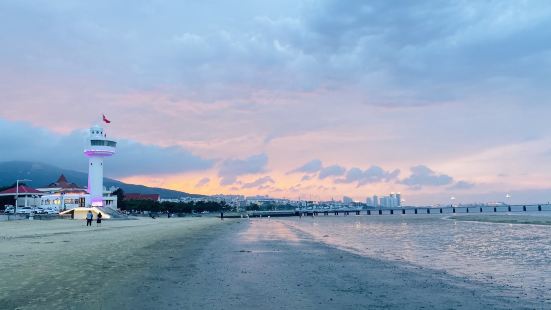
[0,161,203,198]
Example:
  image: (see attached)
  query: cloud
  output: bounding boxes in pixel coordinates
[288,159,323,174]
[195,177,210,188]
[317,185,337,191]
[401,165,454,188]
[241,176,275,189]
[6,0,549,107]
[112,141,212,177]
[0,119,212,178]
[1,1,550,204]
[218,153,268,185]
[448,180,475,190]
[336,166,400,187]
[301,174,314,181]
[318,164,346,179]
[295,0,551,104]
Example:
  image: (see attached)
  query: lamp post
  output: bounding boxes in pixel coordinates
[14,179,32,216]
[61,192,66,211]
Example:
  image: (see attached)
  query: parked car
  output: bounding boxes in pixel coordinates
[16,207,34,214]
[44,209,59,215]
[4,206,15,214]
[33,207,47,214]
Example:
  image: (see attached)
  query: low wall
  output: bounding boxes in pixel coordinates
[0,214,70,221]
[0,214,27,221]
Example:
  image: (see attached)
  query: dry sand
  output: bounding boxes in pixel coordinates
[0,217,225,309]
[0,217,538,309]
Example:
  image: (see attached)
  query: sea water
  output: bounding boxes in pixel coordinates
[283,214,551,304]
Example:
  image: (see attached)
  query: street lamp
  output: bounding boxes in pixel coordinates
[61,192,67,211]
[14,179,32,216]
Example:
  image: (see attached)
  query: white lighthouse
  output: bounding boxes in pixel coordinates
[84,125,116,207]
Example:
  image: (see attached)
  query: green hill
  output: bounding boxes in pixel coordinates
[0,161,203,199]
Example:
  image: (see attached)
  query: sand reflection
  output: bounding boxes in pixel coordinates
[281,215,551,305]
[239,219,301,243]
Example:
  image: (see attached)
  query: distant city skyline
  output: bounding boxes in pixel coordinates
[2,1,551,205]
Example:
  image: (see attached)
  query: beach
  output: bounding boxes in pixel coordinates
[0,216,545,309]
[0,217,226,309]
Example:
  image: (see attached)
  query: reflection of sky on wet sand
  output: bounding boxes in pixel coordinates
[239,220,301,244]
[281,215,551,305]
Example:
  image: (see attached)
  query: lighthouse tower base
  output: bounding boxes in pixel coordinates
[60,206,126,219]
[60,207,110,220]
[88,157,104,207]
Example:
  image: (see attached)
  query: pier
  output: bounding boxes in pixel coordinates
[223,204,551,218]
[297,204,551,217]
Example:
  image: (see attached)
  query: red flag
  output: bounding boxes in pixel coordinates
[102,114,111,124]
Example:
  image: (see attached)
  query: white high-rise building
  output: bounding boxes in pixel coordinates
[84,125,117,207]
[366,197,373,206]
[343,196,353,204]
[383,196,391,208]
[367,193,404,208]
[389,193,397,207]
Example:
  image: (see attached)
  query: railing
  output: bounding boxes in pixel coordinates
[90,140,117,147]
[294,204,551,216]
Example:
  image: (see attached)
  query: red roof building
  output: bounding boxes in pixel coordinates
[0,185,43,196]
[47,174,84,190]
[38,174,87,195]
[124,193,160,202]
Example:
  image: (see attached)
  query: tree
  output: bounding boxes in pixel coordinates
[112,188,126,210]
[246,203,260,211]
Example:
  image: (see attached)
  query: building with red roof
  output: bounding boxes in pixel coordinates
[37,174,87,194]
[0,185,43,209]
[36,174,115,211]
[0,185,43,196]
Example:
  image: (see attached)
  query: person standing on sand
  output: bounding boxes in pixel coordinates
[220,211,224,220]
[86,211,93,227]
[96,212,103,227]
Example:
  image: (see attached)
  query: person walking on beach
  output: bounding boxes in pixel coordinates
[96,212,103,227]
[86,211,93,227]
[220,211,224,220]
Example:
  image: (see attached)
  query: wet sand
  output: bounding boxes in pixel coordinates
[0,217,538,309]
[449,214,551,225]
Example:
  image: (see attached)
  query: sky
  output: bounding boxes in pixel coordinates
[1,0,551,205]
